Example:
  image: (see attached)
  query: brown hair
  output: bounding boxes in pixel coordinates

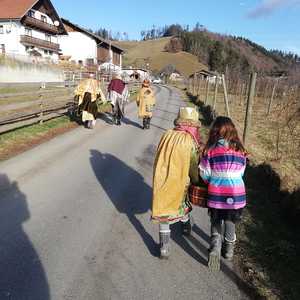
[203,116,247,154]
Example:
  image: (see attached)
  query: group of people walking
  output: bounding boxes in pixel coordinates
[74,73,247,271]
[74,72,156,130]
[152,107,247,271]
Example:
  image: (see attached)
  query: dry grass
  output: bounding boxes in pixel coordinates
[182,81,300,299]
[115,38,207,76]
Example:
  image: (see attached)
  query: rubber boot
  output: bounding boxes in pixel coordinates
[90,120,96,129]
[142,118,147,129]
[146,117,151,129]
[159,230,171,259]
[208,233,222,271]
[181,219,192,236]
[222,240,235,260]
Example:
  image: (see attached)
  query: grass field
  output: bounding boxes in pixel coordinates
[115,38,207,76]
[0,116,78,161]
[177,83,300,300]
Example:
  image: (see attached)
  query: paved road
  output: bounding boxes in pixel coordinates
[0,86,249,300]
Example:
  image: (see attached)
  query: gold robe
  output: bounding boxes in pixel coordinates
[74,79,106,122]
[152,130,198,221]
[136,87,156,118]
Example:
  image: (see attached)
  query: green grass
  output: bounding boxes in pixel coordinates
[0,116,75,160]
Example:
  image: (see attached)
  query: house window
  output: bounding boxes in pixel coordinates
[45,34,51,42]
[25,28,32,36]
[28,10,35,17]
[41,15,47,23]
[0,25,3,34]
[44,50,48,55]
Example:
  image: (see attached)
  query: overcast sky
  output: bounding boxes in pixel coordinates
[52,0,300,54]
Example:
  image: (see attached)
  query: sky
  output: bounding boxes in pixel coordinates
[52,0,300,55]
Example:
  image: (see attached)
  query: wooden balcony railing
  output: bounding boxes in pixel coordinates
[20,35,60,52]
[22,15,59,34]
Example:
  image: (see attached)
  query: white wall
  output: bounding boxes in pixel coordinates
[59,32,97,64]
[0,9,59,61]
[0,64,64,83]
[0,21,25,54]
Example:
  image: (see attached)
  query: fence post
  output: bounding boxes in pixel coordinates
[222,74,230,117]
[205,80,210,104]
[213,78,218,111]
[267,80,277,115]
[192,74,196,95]
[39,82,46,124]
[243,72,257,145]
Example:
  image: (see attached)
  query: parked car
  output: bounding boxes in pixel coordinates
[153,78,162,84]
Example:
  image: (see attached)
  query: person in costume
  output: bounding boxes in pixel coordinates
[199,116,247,271]
[136,79,156,129]
[152,106,202,259]
[74,77,106,129]
[107,72,129,125]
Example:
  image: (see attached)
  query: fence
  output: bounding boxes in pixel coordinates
[0,85,75,134]
[186,72,300,189]
[63,71,111,87]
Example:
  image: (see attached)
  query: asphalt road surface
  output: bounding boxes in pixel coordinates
[0,86,250,300]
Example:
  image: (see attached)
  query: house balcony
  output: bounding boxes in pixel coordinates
[20,35,60,52]
[22,15,59,34]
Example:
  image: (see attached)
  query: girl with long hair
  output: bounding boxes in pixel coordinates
[199,116,247,271]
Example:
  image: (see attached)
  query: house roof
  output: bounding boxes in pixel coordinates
[122,68,148,72]
[0,0,37,19]
[189,69,219,78]
[61,18,124,54]
[0,0,66,34]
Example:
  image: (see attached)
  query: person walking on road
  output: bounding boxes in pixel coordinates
[152,107,202,259]
[199,116,247,271]
[74,77,106,129]
[107,72,129,125]
[136,79,156,129]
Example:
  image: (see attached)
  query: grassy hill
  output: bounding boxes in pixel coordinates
[115,37,207,76]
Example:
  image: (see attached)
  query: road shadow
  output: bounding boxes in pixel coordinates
[0,174,50,300]
[98,112,114,125]
[171,216,259,298]
[89,150,158,257]
[122,117,143,129]
[239,162,300,298]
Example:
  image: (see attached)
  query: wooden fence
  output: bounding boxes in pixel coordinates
[186,72,300,165]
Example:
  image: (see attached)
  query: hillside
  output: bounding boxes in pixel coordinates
[179,30,299,76]
[115,38,207,76]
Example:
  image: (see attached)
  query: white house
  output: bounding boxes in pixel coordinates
[60,18,123,69]
[0,0,66,62]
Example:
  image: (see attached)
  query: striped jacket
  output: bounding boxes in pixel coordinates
[199,139,246,210]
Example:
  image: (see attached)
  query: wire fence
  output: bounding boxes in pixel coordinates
[186,72,300,189]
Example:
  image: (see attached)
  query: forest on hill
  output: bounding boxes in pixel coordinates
[139,23,300,79]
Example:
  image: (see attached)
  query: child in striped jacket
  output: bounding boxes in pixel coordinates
[199,116,247,271]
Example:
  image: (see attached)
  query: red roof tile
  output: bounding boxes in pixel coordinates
[0,0,38,19]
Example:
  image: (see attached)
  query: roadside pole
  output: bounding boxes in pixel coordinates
[243,72,257,145]
[213,78,218,111]
[39,82,46,124]
[222,74,230,117]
